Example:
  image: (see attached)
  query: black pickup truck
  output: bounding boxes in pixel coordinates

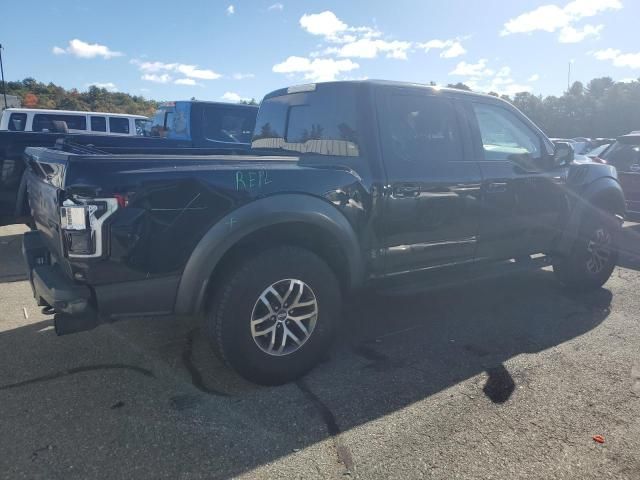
[22,80,625,384]
[0,101,258,225]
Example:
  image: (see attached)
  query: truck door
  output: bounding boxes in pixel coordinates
[377,90,482,274]
[466,101,566,260]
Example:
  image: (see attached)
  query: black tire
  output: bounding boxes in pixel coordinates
[553,212,619,290]
[208,246,341,385]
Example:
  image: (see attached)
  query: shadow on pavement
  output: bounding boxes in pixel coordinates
[620,222,640,270]
[0,268,613,479]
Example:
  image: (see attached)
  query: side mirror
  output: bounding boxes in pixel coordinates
[553,141,574,166]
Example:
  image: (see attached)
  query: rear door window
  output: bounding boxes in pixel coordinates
[90,116,107,132]
[8,113,27,131]
[202,106,256,143]
[109,117,130,134]
[33,114,87,132]
[379,93,463,170]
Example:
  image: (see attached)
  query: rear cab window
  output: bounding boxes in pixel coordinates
[252,83,360,157]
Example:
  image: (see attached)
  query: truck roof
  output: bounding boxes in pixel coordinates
[264,79,508,103]
[158,101,258,109]
[1,108,149,119]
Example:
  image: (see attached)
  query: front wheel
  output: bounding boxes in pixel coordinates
[207,246,341,385]
[553,213,619,290]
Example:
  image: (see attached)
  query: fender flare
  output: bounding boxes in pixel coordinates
[556,176,625,254]
[14,169,29,217]
[174,194,364,315]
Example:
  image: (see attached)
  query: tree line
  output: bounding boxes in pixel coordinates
[3,76,640,138]
[3,78,157,117]
[447,77,640,139]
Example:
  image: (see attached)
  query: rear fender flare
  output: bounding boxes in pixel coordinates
[174,194,364,315]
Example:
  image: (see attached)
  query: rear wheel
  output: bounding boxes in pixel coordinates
[553,213,619,290]
[208,246,341,385]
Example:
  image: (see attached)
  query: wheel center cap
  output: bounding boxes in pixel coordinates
[276,310,288,322]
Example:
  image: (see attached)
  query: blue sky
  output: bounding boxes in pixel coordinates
[2,0,638,102]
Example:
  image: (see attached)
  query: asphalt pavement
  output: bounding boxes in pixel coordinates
[0,223,639,479]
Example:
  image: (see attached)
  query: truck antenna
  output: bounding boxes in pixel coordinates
[0,44,7,110]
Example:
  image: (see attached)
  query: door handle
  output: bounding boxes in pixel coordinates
[486,182,508,193]
[393,185,421,198]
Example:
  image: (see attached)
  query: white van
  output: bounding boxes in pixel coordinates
[0,108,151,136]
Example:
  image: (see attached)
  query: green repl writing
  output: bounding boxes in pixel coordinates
[235,170,273,191]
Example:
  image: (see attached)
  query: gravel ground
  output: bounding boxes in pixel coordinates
[0,223,639,479]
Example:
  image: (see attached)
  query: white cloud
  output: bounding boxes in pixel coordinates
[417,39,467,58]
[232,73,255,80]
[141,73,172,83]
[273,56,359,82]
[501,0,621,42]
[528,73,540,81]
[564,0,622,17]
[86,82,117,91]
[221,92,250,102]
[226,4,235,15]
[334,38,411,60]
[176,64,221,80]
[450,60,532,96]
[593,48,640,69]
[593,47,620,60]
[450,59,495,77]
[133,59,221,82]
[300,11,348,40]
[558,24,603,42]
[174,78,198,86]
[496,66,511,77]
[52,39,123,59]
[502,5,570,35]
[268,3,284,11]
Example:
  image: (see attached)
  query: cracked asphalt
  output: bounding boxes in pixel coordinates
[0,222,639,479]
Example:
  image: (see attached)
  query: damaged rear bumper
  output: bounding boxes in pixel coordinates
[22,230,99,335]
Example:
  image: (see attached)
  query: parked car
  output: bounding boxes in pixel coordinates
[22,80,625,385]
[0,108,150,136]
[599,133,640,218]
[585,143,610,159]
[0,101,258,225]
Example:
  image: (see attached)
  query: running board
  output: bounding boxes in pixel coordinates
[374,255,552,296]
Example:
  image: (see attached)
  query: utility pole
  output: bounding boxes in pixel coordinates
[0,44,7,110]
